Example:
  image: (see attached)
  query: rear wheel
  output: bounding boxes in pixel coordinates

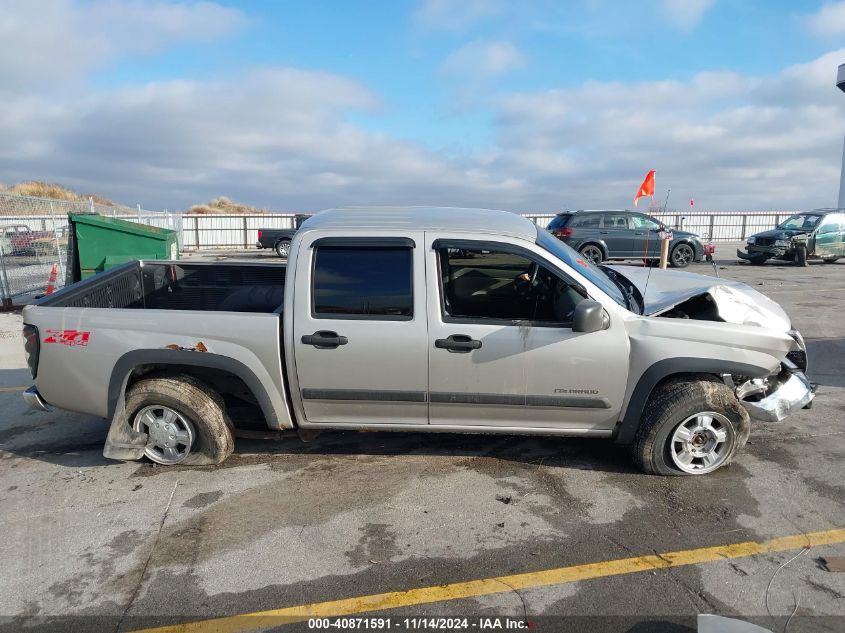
[631,378,749,476]
[669,243,695,268]
[579,244,604,264]
[126,375,234,466]
[275,239,291,258]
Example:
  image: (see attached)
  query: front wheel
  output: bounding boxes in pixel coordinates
[631,378,750,476]
[579,244,604,265]
[275,239,291,258]
[669,243,695,268]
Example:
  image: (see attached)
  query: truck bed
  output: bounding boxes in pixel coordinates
[38,260,287,313]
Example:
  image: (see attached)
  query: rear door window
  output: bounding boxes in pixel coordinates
[602,213,629,229]
[313,246,413,319]
[569,214,601,229]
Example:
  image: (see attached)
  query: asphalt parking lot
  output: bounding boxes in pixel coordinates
[1,245,843,633]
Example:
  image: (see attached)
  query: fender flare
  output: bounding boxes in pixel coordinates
[107,348,278,423]
[613,357,771,445]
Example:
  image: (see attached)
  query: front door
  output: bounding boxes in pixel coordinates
[630,213,662,259]
[425,235,628,432]
[291,233,429,425]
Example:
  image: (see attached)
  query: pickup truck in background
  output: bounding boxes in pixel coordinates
[22,207,813,475]
[255,213,312,257]
[255,228,297,258]
[1,224,55,255]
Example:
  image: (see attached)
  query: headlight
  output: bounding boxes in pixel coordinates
[774,239,789,247]
[747,236,756,245]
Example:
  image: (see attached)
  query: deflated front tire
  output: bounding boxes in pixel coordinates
[632,377,750,476]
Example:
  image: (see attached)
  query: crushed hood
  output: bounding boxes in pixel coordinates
[750,228,807,241]
[605,265,791,330]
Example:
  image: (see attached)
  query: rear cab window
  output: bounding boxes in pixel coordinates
[312,244,413,319]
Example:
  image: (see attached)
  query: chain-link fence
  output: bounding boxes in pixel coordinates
[0,193,179,306]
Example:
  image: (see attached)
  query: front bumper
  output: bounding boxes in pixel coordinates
[22,386,51,412]
[737,245,789,260]
[739,369,815,423]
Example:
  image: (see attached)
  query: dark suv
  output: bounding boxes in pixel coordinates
[547,210,712,268]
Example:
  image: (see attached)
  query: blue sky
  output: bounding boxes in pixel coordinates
[2,0,845,211]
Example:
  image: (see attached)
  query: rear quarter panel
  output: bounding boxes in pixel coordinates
[22,305,294,429]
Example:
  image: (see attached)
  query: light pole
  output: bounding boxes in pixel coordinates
[838,63,845,208]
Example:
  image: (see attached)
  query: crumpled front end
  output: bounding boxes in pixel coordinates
[726,330,815,422]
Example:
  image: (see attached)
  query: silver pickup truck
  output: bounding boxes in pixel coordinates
[21,207,814,475]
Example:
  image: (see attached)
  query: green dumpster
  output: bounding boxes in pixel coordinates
[67,213,179,282]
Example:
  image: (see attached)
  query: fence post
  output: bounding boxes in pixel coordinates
[89,196,94,214]
[0,240,12,308]
[741,215,748,240]
[775,214,781,227]
[194,215,200,250]
[708,215,716,241]
[137,204,142,219]
[243,216,248,249]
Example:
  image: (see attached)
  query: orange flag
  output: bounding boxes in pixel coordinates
[634,169,655,207]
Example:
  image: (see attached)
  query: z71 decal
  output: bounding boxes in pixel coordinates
[44,329,91,347]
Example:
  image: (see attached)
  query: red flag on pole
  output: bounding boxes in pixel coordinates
[634,170,655,207]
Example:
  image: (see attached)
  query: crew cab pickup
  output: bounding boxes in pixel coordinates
[21,207,814,475]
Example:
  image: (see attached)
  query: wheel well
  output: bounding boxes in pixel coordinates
[615,358,769,445]
[579,242,607,257]
[127,364,269,431]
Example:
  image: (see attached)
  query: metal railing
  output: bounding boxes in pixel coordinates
[1,192,801,305]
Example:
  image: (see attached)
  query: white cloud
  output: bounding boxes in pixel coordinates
[0,0,246,91]
[659,0,715,31]
[489,49,845,210]
[413,0,502,31]
[441,40,526,77]
[807,1,845,37]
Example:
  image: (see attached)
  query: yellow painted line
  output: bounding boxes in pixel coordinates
[0,386,27,392]
[131,527,845,633]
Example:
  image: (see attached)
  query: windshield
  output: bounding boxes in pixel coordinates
[536,228,628,309]
[778,214,822,231]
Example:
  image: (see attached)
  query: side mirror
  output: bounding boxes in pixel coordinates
[572,299,608,333]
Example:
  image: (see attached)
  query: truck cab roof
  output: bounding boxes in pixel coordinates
[300,206,540,241]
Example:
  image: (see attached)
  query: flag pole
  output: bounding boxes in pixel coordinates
[662,188,671,213]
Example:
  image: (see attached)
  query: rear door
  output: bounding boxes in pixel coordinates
[291,233,429,425]
[600,212,634,257]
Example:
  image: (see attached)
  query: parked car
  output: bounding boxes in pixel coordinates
[547,210,714,268]
[0,224,54,255]
[29,225,70,253]
[256,214,313,258]
[22,207,812,476]
[737,209,845,266]
[256,228,298,257]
